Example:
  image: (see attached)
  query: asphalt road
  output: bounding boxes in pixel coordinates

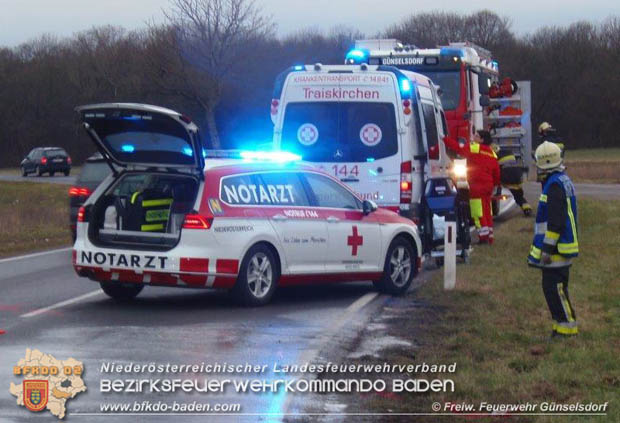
[0,248,386,422]
[0,173,77,185]
[524,181,620,200]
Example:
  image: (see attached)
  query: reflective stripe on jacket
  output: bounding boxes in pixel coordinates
[528,172,578,267]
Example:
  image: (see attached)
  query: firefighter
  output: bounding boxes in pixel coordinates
[444,130,500,244]
[527,141,579,337]
[538,122,564,147]
[492,144,532,216]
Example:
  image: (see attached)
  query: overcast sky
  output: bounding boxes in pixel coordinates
[1,0,619,47]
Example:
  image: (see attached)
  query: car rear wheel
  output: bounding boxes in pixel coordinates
[64,169,70,176]
[374,236,416,295]
[232,244,278,306]
[100,282,143,300]
[50,171,55,176]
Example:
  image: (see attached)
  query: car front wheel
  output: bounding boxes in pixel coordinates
[232,244,278,306]
[100,282,143,300]
[36,166,43,176]
[21,166,27,176]
[374,237,417,295]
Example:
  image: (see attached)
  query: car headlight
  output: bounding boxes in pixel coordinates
[453,163,467,178]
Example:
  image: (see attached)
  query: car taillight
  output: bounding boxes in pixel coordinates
[402,99,412,115]
[183,214,213,230]
[69,186,92,197]
[270,99,279,116]
[77,206,86,223]
[41,157,47,165]
[67,156,72,165]
[400,161,413,204]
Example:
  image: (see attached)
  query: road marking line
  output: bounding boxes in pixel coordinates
[20,290,103,318]
[297,291,379,366]
[0,247,71,264]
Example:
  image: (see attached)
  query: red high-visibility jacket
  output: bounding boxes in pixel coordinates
[443,136,500,197]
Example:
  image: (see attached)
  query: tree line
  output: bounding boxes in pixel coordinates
[0,0,618,167]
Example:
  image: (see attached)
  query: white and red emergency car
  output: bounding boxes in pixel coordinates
[270,64,452,222]
[73,103,422,305]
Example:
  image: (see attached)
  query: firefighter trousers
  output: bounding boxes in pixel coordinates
[505,184,532,213]
[542,266,578,335]
[470,196,493,243]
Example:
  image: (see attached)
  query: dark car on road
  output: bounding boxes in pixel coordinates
[21,147,72,176]
[69,153,112,240]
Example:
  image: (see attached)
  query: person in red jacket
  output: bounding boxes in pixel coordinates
[444,130,500,244]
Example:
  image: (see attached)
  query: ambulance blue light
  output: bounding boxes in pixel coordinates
[400,78,412,93]
[182,147,193,156]
[366,157,375,162]
[240,151,302,163]
[294,65,304,71]
[121,144,135,153]
[345,48,369,64]
[348,49,365,58]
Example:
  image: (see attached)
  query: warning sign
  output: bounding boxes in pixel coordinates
[359,123,382,147]
[297,123,319,146]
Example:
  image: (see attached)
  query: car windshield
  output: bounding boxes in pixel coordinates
[77,161,111,184]
[418,71,461,110]
[281,102,398,162]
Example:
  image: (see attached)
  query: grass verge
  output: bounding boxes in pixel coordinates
[0,182,72,257]
[328,199,619,422]
[564,149,620,184]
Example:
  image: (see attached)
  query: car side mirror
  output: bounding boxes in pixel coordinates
[479,95,490,107]
[363,200,378,215]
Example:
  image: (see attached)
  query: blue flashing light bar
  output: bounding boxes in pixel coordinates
[439,47,465,58]
[182,147,194,156]
[121,144,135,153]
[294,65,304,71]
[345,48,369,64]
[240,151,302,163]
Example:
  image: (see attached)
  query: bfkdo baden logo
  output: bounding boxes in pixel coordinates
[10,348,86,419]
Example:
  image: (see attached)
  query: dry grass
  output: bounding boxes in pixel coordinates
[328,199,619,422]
[0,182,72,257]
[564,149,620,183]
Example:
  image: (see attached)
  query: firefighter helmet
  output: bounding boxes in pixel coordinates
[538,122,552,135]
[535,141,563,170]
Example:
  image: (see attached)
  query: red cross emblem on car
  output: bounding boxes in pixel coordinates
[347,226,363,256]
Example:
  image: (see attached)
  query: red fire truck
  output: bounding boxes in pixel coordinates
[345,39,499,143]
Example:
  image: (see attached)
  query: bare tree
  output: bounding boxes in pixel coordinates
[149,0,274,148]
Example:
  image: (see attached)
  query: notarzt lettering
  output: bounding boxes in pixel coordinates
[223,183,296,205]
[80,251,167,269]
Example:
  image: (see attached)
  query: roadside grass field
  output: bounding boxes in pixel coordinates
[0,166,81,176]
[564,149,620,184]
[0,182,72,257]
[366,198,620,422]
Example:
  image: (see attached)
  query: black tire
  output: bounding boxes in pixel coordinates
[50,171,55,177]
[36,166,43,176]
[21,166,27,177]
[100,282,143,300]
[64,169,70,176]
[232,244,279,306]
[374,236,417,295]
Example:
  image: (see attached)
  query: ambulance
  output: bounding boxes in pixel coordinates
[72,103,422,305]
[271,64,459,253]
